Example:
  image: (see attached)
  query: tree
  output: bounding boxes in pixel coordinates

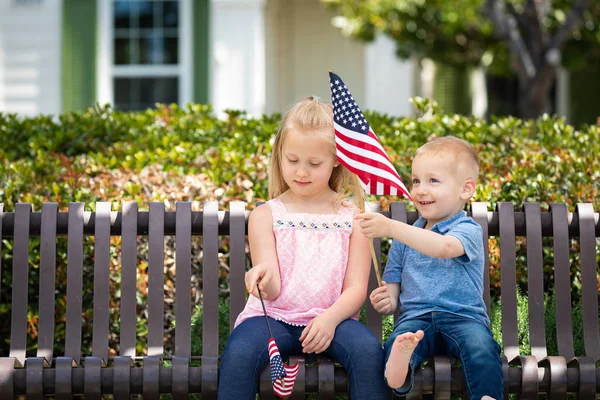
[322,0,600,119]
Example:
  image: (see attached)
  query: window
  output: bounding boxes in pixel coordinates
[100,0,191,111]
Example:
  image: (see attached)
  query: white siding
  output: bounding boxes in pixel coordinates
[365,35,414,116]
[0,0,62,116]
[265,0,415,116]
[211,0,266,117]
[265,0,365,114]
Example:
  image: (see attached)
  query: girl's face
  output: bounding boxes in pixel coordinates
[280,127,338,200]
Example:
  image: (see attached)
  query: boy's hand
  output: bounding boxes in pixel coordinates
[370,281,395,314]
[354,212,393,238]
[299,314,336,354]
[245,264,273,299]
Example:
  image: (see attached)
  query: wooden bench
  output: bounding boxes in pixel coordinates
[0,201,598,399]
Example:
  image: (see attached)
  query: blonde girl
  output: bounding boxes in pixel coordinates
[217,96,388,399]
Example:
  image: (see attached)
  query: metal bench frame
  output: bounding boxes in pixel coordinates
[0,201,598,399]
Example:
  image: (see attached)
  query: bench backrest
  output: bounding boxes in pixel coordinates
[1,201,599,369]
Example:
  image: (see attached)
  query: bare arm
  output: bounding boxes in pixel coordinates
[355,212,465,259]
[245,204,281,300]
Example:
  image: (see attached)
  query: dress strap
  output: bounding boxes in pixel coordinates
[266,197,287,220]
[338,202,359,218]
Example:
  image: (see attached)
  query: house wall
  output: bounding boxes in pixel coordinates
[265,0,365,114]
[365,35,414,117]
[265,0,414,116]
[210,0,266,117]
[0,0,62,116]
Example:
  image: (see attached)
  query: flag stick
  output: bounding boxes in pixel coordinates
[368,240,382,286]
[257,285,274,338]
[258,285,288,389]
[360,203,382,286]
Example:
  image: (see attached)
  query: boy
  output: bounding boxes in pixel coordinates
[355,136,503,400]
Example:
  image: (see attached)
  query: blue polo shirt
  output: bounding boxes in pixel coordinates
[382,211,490,326]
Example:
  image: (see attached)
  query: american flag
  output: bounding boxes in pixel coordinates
[268,337,300,398]
[329,71,411,198]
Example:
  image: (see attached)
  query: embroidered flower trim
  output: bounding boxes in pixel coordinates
[274,219,352,230]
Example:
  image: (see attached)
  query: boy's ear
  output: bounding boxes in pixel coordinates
[461,178,477,200]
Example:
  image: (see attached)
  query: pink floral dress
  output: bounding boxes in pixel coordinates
[235,197,357,327]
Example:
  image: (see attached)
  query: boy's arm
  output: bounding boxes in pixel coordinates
[246,204,281,299]
[355,212,465,259]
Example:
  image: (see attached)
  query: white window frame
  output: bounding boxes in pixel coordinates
[97,0,192,108]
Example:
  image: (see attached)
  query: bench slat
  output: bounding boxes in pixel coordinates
[113,356,132,399]
[549,203,575,360]
[142,356,160,399]
[25,357,44,399]
[202,201,219,398]
[390,201,408,322]
[471,202,491,315]
[498,202,519,362]
[10,203,31,364]
[120,201,138,358]
[259,366,277,399]
[365,201,383,341]
[65,203,84,363]
[575,203,600,359]
[432,355,451,399]
[172,356,190,398]
[37,203,58,363]
[84,356,102,399]
[92,202,112,362]
[175,202,192,356]
[289,355,306,399]
[147,202,165,356]
[524,202,547,359]
[229,201,247,331]
[317,356,335,398]
[0,204,3,312]
[0,358,16,398]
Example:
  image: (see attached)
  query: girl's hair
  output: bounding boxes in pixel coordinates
[268,96,365,210]
[415,136,480,181]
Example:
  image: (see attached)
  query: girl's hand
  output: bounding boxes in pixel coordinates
[245,264,273,299]
[369,281,394,314]
[354,212,393,238]
[299,314,336,354]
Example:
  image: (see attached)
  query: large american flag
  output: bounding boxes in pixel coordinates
[329,71,411,198]
[268,337,300,398]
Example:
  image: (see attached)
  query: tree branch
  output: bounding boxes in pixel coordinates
[484,0,536,80]
[524,0,548,48]
[549,0,589,50]
[506,2,531,39]
[505,2,543,63]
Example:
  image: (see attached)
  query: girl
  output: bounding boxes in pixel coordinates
[217,96,388,399]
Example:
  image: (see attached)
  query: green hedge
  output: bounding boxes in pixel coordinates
[1,100,599,211]
[1,101,598,357]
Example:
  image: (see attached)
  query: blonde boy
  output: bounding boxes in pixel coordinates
[355,136,503,400]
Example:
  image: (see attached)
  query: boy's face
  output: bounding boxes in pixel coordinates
[411,153,475,229]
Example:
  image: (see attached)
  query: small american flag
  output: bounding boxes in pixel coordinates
[329,71,411,198]
[269,337,300,398]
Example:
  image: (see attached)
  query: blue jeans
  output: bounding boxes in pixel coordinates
[218,316,389,399]
[385,312,503,399]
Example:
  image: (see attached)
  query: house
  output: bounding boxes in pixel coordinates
[0,0,414,118]
[1,0,595,124]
